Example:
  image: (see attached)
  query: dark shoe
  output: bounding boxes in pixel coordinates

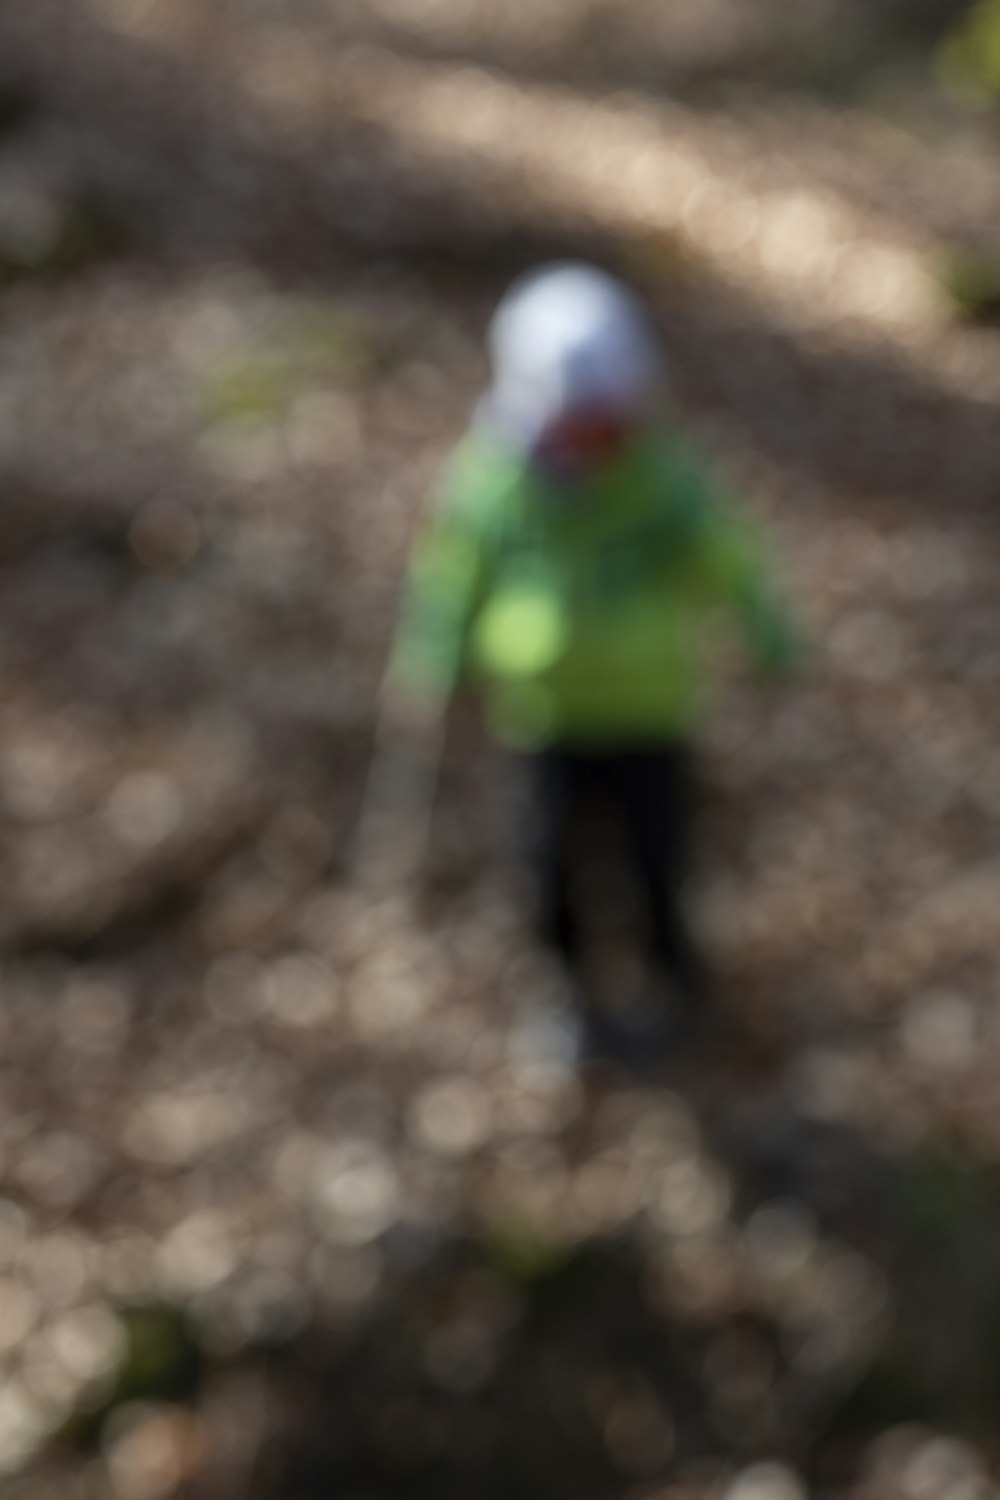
[580,1006,681,1073]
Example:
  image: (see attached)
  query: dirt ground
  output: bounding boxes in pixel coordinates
[2,2,1000,1496]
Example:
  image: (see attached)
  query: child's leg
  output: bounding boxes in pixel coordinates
[522,749,585,977]
[613,746,709,1010]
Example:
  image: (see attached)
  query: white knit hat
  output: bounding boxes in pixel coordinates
[480,262,663,451]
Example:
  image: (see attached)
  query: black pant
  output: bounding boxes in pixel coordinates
[523,745,706,1005]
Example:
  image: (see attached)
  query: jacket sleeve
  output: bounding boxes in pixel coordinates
[669,440,801,677]
[387,447,491,704]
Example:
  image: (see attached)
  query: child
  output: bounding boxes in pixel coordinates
[384,263,797,1057]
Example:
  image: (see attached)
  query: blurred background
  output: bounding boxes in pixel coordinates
[3,0,1000,1495]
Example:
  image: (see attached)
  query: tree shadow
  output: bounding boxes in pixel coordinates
[199,0,974,111]
[30,1100,1000,1498]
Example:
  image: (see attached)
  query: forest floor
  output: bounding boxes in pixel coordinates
[2,2,1000,1496]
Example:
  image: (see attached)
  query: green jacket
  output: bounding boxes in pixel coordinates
[391,426,797,748]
